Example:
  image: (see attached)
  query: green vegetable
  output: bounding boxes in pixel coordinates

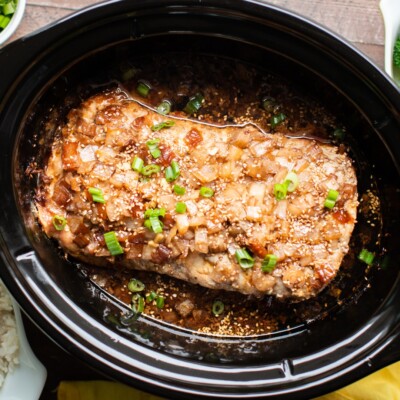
[144,208,166,218]
[184,93,204,115]
[142,164,161,176]
[146,291,158,302]
[235,248,254,269]
[394,37,400,68]
[136,81,151,97]
[146,138,161,158]
[151,120,175,132]
[131,294,145,314]
[212,300,224,316]
[2,1,15,15]
[173,184,186,195]
[156,295,165,309]
[88,187,106,204]
[103,231,124,256]
[324,189,339,209]
[261,254,278,272]
[148,216,163,233]
[270,113,286,128]
[52,215,67,231]
[175,202,187,214]
[273,182,289,201]
[156,100,172,115]
[284,171,298,192]
[165,160,180,182]
[262,96,277,113]
[131,156,144,172]
[358,249,375,266]
[199,186,214,198]
[0,15,10,30]
[128,279,145,292]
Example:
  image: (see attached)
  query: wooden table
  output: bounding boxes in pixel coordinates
[4,1,387,399]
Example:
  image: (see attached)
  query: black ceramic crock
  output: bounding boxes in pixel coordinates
[1,1,400,399]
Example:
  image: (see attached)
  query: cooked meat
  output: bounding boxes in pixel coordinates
[35,88,358,301]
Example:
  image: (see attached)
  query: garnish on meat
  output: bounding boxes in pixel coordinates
[35,88,358,301]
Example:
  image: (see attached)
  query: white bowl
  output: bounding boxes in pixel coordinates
[380,0,400,81]
[0,0,26,47]
[0,286,47,400]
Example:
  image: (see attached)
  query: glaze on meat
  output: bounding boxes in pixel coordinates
[36,88,358,301]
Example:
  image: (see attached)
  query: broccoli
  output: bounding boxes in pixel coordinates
[394,37,400,68]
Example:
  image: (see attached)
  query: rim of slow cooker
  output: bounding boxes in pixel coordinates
[1,1,400,399]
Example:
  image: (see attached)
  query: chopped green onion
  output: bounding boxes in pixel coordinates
[199,186,214,198]
[212,300,224,316]
[144,208,166,218]
[151,120,175,132]
[88,187,106,204]
[175,202,187,214]
[146,138,161,158]
[284,171,299,192]
[235,248,254,269]
[358,249,375,265]
[156,295,165,309]
[324,189,339,209]
[184,93,204,115]
[52,215,67,231]
[131,294,145,314]
[142,164,161,176]
[262,96,277,113]
[146,291,158,302]
[270,113,286,128]
[128,278,145,292]
[136,80,151,97]
[394,37,400,68]
[333,128,346,140]
[131,156,144,172]
[103,231,124,256]
[173,184,186,195]
[148,216,163,233]
[0,15,10,30]
[157,100,172,115]
[3,2,15,15]
[144,219,152,230]
[165,160,180,182]
[273,182,289,201]
[261,254,278,272]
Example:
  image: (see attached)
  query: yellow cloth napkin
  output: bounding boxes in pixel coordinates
[57,361,400,400]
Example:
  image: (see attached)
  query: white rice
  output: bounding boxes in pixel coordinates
[0,280,19,388]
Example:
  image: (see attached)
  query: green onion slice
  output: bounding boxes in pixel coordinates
[136,80,151,97]
[261,254,278,273]
[262,96,277,113]
[284,171,299,192]
[270,113,286,128]
[175,202,187,214]
[156,100,172,115]
[88,187,106,204]
[146,138,161,159]
[273,182,289,201]
[0,15,10,30]
[212,300,225,316]
[128,278,145,292]
[151,120,175,132]
[173,184,186,195]
[148,216,163,233]
[131,294,145,314]
[146,291,158,302]
[184,93,204,115]
[104,231,124,256]
[142,164,161,176]
[156,295,165,309]
[165,160,180,182]
[52,215,67,231]
[235,248,254,269]
[131,156,144,172]
[144,208,166,218]
[199,186,214,198]
[358,249,375,265]
[324,189,339,209]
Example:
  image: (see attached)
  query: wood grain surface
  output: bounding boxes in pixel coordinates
[6,0,385,67]
[2,1,388,399]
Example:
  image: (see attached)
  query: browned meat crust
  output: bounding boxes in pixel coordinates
[35,88,358,300]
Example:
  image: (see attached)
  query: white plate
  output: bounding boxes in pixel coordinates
[380,0,400,81]
[0,286,47,400]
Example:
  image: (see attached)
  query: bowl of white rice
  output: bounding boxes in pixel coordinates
[0,280,46,400]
